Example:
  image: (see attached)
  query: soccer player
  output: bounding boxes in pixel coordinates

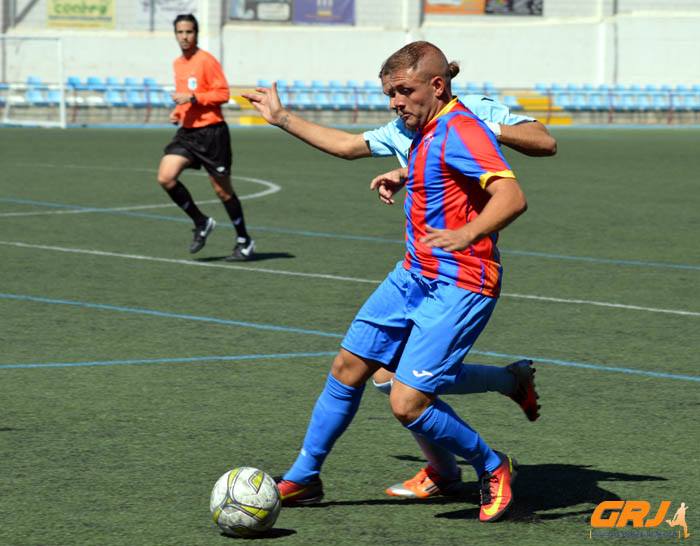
[273,41,529,522]
[157,13,255,261]
[244,65,551,500]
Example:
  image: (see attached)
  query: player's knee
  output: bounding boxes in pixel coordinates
[157,172,176,188]
[330,350,374,388]
[389,394,424,425]
[213,187,232,201]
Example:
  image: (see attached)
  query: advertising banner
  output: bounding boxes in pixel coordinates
[230,0,292,22]
[293,0,354,25]
[47,0,115,28]
[424,0,542,15]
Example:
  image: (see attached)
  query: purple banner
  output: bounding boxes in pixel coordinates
[292,0,354,25]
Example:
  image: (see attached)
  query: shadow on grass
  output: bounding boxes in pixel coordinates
[434,463,668,523]
[220,528,296,540]
[195,252,295,263]
[288,461,667,524]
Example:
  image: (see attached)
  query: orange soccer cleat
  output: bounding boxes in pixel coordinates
[479,452,518,522]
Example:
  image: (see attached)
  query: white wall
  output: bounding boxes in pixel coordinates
[2,0,699,87]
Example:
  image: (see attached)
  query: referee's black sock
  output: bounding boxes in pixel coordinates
[166,181,208,226]
[222,194,250,242]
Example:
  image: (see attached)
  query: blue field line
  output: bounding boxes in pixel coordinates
[0,351,338,370]
[1,292,698,383]
[1,197,698,272]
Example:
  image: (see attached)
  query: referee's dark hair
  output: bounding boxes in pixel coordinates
[173,13,198,34]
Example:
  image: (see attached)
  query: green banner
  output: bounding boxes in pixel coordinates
[47,0,115,28]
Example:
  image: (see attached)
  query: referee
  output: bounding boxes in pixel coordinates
[157,13,254,260]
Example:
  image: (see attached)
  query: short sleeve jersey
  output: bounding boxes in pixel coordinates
[364,95,534,167]
[172,49,230,128]
[404,98,516,298]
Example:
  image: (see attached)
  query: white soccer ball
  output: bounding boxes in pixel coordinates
[210,467,281,537]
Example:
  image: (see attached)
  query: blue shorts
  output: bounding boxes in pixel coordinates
[341,262,497,394]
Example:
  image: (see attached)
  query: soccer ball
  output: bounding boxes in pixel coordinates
[210,467,281,537]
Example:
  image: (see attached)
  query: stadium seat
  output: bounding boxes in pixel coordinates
[363,80,382,92]
[290,91,313,110]
[66,76,84,91]
[331,91,354,111]
[651,93,670,111]
[643,84,657,93]
[26,75,43,88]
[292,79,307,92]
[151,90,173,108]
[143,77,160,90]
[26,88,48,106]
[105,89,127,107]
[256,79,272,88]
[346,80,361,91]
[534,83,549,94]
[124,77,140,89]
[46,89,62,106]
[106,76,122,89]
[502,95,522,111]
[315,92,332,110]
[366,92,388,111]
[86,76,106,91]
[311,80,326,91]
[126,89,148,108]
[588,93,608,111]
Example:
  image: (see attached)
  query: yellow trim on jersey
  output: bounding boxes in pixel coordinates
[429,97,459,124]
[479,169,516,189]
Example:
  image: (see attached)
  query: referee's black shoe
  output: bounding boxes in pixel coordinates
[190,217,216,254]
[226,237,255,261]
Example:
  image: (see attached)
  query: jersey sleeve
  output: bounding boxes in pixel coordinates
[444,116,516,189]
[196,54,230,106]
[363,119,411,167]
[459,94,535,126]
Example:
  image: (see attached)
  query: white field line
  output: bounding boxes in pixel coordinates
[0,168,280,218]
[1,240,698,318]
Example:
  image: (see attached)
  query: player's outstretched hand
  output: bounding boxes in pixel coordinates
[242,82,287,126]
[421,225,473,251]
[370,167,407,205]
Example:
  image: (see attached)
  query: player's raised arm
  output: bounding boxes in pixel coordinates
[243,82,371,160]
[497,120,557,157]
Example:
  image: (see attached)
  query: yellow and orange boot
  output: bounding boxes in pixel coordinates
[479,453,517,522]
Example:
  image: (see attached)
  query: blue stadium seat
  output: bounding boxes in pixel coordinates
[310,80,326,91]
[126,89,147,108]
[105,89,127,107]
[278,90,290,105]
[346,80,361,91]
[553,93,572,110]
[26,88,48,106]
[652,93,670,111]
[123,77,140,90]
[643,84,657,93]
[86,76,106,91]
[276,79,290,92]
[292,79,307,92]
[597,84,611,93]
[636,94,651,111]
[106,76,121,89]
[582,83,594,92]
[66,76,84,90]
[331,91,354,111]
[315,92,332,110]
[291,91,313,110]
[151,90,173,108]
[256,79,272,88]
[363,80,381,92]
[46,89,62,106]
[571,93,588,111]
[26,75,44,88]
[534,83,549,94]
[367,92,388,111]
[675,84,689,95]
[143,77,160,90]
[588,93,608,111]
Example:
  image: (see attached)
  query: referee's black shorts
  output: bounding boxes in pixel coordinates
[163,121,232,178]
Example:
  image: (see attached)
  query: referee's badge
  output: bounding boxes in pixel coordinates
[187,77,197,90]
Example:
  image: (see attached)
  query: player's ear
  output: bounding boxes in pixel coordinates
[431,76,446,98]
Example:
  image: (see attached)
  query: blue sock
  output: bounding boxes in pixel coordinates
[284,374,364,484]
[406,398,501,477]
[444,364,515,395]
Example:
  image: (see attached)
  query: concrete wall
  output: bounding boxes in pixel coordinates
[2,0,699,87]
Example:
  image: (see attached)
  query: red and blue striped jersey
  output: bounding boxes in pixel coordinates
[403,98,516,297]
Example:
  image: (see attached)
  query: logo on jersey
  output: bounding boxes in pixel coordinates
[187,77,197,91]
[412,370,434,378]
